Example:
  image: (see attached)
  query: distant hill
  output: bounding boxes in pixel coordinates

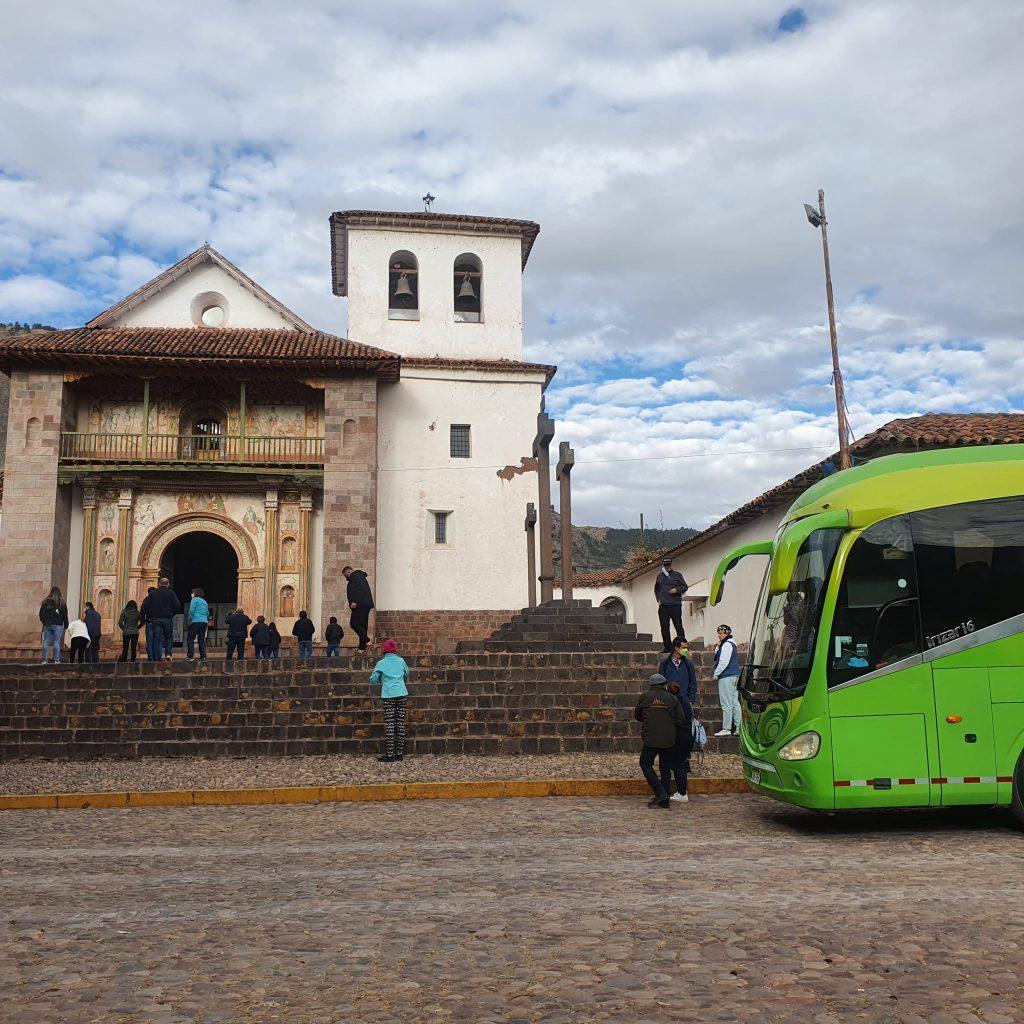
[552,509,698,574]
[0,321,55,335]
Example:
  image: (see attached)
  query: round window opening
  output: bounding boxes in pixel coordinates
[201,304,225,327]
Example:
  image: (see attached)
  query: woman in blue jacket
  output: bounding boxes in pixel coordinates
[369,638,410,763]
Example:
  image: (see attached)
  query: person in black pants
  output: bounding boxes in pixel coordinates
[225,607,252,661]
[343,566,374,651]
[665,682,694,803]
[634,673,687,808]
[654,556,687,653]
[83,601,102,662]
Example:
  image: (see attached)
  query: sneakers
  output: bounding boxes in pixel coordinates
[713,729,731,737]
[377,755,395,763]
[670,792,689,803]
[647,796,671,809]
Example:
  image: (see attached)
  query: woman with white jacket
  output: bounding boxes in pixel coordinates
[65,618,91,664]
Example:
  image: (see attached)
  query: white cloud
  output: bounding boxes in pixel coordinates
[0,276,85,319]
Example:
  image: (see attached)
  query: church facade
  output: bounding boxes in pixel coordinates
[0,211,553,651]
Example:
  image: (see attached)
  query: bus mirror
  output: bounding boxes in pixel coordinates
[768,508,851,595]
[710,541,773,606]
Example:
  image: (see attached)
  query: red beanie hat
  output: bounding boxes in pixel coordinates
[382,638,398,654]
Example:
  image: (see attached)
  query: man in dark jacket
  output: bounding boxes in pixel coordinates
[343,566,374,651]
[225,607,252,661]
[144,578,181,661]
[324,616,344,657]
[291,610,316,661]
[654,557,687,652]
[634,673,688,808]
[139,587,159,661]
[83,601,102,662]
[658,638,697,706]
[249,615,272,659]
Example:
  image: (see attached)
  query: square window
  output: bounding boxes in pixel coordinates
[434,511,449,544]
[450,424,471,458]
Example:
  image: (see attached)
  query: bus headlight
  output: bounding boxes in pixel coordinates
[778,731,820,761]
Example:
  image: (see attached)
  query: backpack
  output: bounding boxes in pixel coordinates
[691,717,707,768]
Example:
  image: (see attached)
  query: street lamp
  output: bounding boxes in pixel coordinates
[805,188,851,471]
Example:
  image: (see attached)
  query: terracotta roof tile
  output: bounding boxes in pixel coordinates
[402,356,556,388]
[0,327,400,380]
[566,568,630,588]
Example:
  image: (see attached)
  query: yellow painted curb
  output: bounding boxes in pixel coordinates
[0,776,749,811]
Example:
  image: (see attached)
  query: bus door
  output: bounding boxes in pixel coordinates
[931,668,998,805]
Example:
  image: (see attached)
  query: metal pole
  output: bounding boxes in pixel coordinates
[817,189,851,471]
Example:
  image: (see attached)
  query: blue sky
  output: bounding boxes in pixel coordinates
[1,0,1022,528]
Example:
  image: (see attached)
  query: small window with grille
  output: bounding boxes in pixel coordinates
[433,511,450,544]
[450,424,471,458]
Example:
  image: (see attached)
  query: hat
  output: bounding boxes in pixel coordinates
[717,624,732,634]
[382,638,398,654]
[661,557,672,565]
[648,673,667,687]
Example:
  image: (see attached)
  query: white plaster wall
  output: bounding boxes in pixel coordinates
[377,368,545,609]
[308,501,324,631]
[625,508,786,646]
[110,264,295,330]
[67,485,84,618]
[346,228,524,359]
[555,584,634,621]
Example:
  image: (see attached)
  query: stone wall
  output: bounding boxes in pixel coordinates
[374,609,516,654]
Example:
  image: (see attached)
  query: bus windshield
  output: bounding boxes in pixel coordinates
[745,527,844,700]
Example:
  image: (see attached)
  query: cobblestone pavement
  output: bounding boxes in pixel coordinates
[0,751,741,794]
[1,796,1022,1023]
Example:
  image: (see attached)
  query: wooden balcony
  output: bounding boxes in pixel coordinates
[59,432,325,468]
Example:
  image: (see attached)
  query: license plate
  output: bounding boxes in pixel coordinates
[749,769,761,785]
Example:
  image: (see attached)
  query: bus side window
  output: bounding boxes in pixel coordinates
[828,515,921,688]
[912,496,1024,645]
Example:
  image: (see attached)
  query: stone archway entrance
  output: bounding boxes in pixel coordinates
[161,531,239,609]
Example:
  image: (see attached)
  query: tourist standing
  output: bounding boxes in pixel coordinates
[654,557,687,653]
[250,615,272,659]
[83,601,102,662]
[268,622,282,660]
[292,610,315,661]
[633,672,686,808]
[117,600,141,662]
[369,638,410,762]
[139,587,160,661]
[324,616,344,657]
[39,587,69,664]
[712,624,742,737]
[186,587,210,661]
[343,566,374,652]
[665,681,694,803]
[66,615,91,664]
[148,578,181,661]
[225,607,252,661]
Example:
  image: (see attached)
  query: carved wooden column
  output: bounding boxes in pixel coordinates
[533,410,556,603]
[299,490,314,615]
[114,486,134,639]
[524,502,537,609]
[79,482,98,616]
[556,441,575,603]
[263,487,278,620]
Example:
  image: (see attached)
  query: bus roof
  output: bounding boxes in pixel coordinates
[782,443,1024,530]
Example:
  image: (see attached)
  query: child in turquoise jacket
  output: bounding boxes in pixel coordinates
[370,639,410,762]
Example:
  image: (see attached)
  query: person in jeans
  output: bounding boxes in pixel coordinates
[225,607,252,661]
[369,638,410,762]
[250,615,272,658]
[634,672,687,808]
[654,557,688,653]
[268,622,282,660]
[139,587,160,661]
[39,587,69,664]
[66,616,91,664]
[144,578,181,661]
[186,588,210,661]
[665,681,694,803]
[117,600,141,662]
[292,610,315,661]
[83,601,102,662]
[324,616,344,657]
[712,624,742,737]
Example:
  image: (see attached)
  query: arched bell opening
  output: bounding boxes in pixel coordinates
[453,253,482,323]
[388,250,419,320]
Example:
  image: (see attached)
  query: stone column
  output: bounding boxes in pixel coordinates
[556,441,575,603]
[532,410,556,603]
[0,369,72,641]
[524,502,537,609]
[299,490,314,614]
[79,483,98,617]
[114,487,134,639]
[321,375,377,630]
[263,487,279,620]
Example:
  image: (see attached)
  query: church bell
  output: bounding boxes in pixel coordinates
[393,273,413,298]
[458,275,476,300]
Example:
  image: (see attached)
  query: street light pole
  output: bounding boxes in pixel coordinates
[806,188,852,471]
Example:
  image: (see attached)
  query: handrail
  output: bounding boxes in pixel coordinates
[59,432,325,465]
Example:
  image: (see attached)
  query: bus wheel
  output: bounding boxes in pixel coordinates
[1012,750,1024,828]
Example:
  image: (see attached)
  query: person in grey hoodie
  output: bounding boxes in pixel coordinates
[634,673,687,808]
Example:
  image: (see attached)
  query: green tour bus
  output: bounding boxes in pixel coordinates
[710,443,1024,822]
